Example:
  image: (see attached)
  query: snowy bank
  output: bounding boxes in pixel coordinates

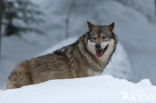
[0,75,156,103]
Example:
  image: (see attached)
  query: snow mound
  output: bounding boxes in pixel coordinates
[0,75,156,103]
[40,37,78,55]
[41,37,133,80]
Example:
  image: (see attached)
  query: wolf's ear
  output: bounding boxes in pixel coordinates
[87,21,95,30]
[108,22,115,31]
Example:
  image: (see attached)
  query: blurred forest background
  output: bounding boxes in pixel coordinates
[0,0,156,89]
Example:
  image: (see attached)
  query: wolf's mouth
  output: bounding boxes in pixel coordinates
[96,44,109,57]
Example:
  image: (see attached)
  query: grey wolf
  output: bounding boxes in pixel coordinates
[7,21,118,89]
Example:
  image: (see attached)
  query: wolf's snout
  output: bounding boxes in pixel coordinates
[95,44,101,49]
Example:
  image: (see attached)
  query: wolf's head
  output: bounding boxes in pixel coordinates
[86,21,117,58]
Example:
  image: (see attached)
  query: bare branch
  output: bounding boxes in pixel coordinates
[0,0,4,58]
[155,0,156,16]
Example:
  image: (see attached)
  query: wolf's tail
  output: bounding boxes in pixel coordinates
[7,61,32,89]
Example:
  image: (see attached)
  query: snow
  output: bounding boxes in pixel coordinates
[40,37,78,55]
[0,75,156,103]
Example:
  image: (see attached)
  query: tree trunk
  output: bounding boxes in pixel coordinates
[0,0,4,58]
[65,0,75,39]
[155,0,156,16]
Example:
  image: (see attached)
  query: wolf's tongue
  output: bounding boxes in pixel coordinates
[96,50,103,57]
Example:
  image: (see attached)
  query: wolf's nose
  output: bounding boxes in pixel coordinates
[95,44,101,49]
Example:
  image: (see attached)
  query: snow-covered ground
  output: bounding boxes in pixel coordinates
[0,75,156,103]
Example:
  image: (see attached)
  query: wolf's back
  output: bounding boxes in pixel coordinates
[7,51,78,89]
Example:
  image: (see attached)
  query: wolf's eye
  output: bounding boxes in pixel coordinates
[102,36,105,39]
[92,37,96,41]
